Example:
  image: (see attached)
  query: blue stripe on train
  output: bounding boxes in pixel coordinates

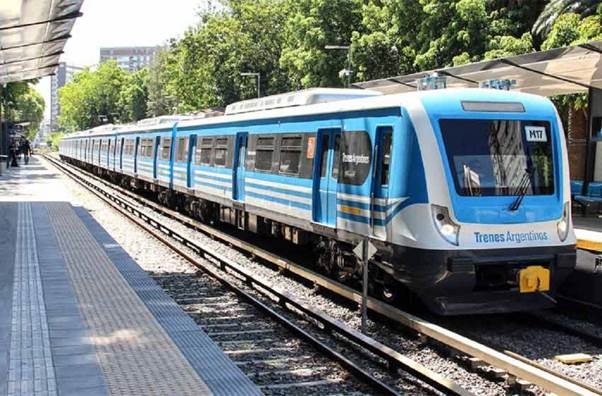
[246,191,311,210]
[245,182,311,199]
[194,180,232,191]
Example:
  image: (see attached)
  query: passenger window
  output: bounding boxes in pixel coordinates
[319,134,329,178]
[148,138,154,157]
[196,137,213,165]
[214,138,228,167]
[255,136,274,172]
[176,137,188,162]
[380,128,393,186]
[279,136,302,175]
[160,138,172,161]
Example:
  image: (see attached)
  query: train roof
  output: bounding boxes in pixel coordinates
[62,87,554,140]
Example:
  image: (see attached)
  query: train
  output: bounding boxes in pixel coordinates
[58,87,576,315]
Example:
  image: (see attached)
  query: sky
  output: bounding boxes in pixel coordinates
[35,0,206,119]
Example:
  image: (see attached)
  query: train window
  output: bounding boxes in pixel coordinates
[176,137,189,162]
[379,127,393,185]
[255,135,274,172]
[332,135,341,180]
[319,134,329,178]
[214,137,228,167]
[279,135,302,175]
[160,138,172,160]
[340,131,372,185]
[196,137,213,165]
[138,138,151,158]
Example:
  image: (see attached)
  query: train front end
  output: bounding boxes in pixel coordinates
[397,89,576,315]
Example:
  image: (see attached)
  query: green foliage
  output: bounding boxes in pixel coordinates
[59,61,127,131]
[533,0,601,37]
[484,32,534,59]
[147,46,180,117]
[542,7,602,110]
[3,84,45,140]
[1,81,45,141]
[166,0,293,110]
[119,68,149,122]
[280,0,363,88]
[350,0,546,81]
[48,132,65,151]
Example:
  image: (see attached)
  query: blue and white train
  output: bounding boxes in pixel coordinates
[59,87,576,314]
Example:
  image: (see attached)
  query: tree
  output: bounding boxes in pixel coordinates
[119,68,149,122]
[147,46,179,117]
[163,0,295,110]
[280,0,364,88]
[1,81,45,141]
[533,0,601,38]
[484,32,534,59]
[11,87,45,140]
[58,61,126,131]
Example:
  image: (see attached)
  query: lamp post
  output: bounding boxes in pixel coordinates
[241,72,261,98]
[324,45,352,88]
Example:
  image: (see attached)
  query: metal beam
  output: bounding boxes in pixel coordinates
[0,11,82,31]
[490,59,592,91]
[0,35,69,53]
[0,51,63,67]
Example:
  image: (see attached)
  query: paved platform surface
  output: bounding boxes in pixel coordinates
[0,157,261,395]
[573,216,602,252]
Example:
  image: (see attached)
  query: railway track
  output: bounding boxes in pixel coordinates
[44,155,468,395]
[152,272,374,395]
[45,154,602,396]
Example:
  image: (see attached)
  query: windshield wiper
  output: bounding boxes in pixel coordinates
[509,167,533,211]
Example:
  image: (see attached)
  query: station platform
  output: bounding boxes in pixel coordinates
[573,216,602,252]
[0,158,261,395]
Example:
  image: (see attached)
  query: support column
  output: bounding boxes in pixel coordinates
[583,87,602,194]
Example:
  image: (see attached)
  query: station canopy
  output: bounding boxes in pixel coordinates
[0,0,83,85]
[353,40,602,97]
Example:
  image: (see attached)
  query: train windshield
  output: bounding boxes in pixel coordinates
[439,119,554,197]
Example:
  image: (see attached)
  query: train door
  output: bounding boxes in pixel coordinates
[153,136,161,179]
[372,126,393,239]
[233,132,248,201]
[313,129,341,226]
[187,135,197,188]
[118,137,124,169]
[107,139,111,168]
[134,137,140,174]
[111,138,116,170]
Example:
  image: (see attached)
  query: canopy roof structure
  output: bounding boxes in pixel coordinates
[0,0,83,85]
[354,40,602,97]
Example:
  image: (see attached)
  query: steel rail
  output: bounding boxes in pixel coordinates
[45,155,471,396]
[47,155,602,396]
[557,295,602,316]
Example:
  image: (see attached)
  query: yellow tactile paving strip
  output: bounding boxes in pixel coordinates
[47,202,212,396]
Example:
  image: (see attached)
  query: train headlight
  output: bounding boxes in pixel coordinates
[557,202,570,242]
[431,204,460,246]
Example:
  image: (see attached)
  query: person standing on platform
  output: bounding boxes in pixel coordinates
[21,139,31,165]
[9,141,19,167]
